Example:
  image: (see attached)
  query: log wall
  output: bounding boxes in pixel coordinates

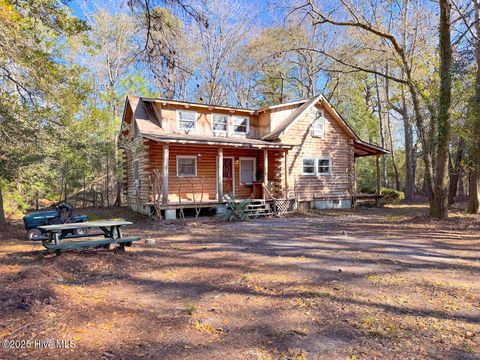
[152,103,267,139]
[279,103,355,201]
[146,142,285,202]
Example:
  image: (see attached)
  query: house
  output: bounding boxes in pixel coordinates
[120,94,387,218]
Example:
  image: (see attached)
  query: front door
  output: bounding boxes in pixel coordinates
[223,158,234,196]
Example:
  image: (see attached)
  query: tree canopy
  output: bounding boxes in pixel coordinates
[0,0,478,222]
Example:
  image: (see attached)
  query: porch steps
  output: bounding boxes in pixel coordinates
[245,199,274,218]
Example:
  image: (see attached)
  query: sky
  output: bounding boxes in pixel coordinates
[68,0,277,24]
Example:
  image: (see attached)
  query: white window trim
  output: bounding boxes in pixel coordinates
[311,109,325,138]
[212,113,228,133]
[317,157,332,176]
[176,155,197,177]
[302,157,332,176]
[239,157,256,185]
[302,157,317,176]
[233,115,250,135]
[176,110,197,131]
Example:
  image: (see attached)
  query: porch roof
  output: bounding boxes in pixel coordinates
[353,139,388,157]
[143,133,293,149]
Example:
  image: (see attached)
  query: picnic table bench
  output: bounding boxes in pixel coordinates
[39,220,141,255]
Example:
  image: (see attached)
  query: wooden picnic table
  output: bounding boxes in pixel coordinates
[39,220,141,255]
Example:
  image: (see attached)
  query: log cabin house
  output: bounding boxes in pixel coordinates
[120,94,387,219]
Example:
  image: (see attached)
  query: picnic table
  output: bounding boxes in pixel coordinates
[38,220,141,255]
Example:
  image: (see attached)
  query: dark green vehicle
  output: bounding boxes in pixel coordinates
[22,203,89,241]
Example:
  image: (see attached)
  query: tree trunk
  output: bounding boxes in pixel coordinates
[106,155,110,207]
[83,176,87,208]
[114,132,123,207]
[448,138,464,205]
[64,175,68,203]
[384,71,400,190]
[467,0,480,214]
[458,172,465,197]
[0,186,6,227]
[387,114,400,191]
[404,114,415,200]
[374,74,387,187]
[431,0,452,219]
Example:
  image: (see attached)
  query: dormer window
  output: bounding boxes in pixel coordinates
[311,109,325,138]
[177,110,197,130]
[212,114,228,132]
[233,116,249,134]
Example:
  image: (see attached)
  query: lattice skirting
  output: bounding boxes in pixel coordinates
[272,199,297,213]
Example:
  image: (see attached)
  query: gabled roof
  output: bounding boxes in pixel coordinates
[261,95,322,141]
[141,97,256,114]
[256,99,310,112]
[260,94,387,157]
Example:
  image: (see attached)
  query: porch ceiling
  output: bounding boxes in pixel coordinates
[143,133,293,149]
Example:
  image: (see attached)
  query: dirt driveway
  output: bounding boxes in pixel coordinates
[1,205,479,359]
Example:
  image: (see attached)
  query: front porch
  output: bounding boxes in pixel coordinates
[144,138,291,215]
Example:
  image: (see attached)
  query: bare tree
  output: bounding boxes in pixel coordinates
[466,0,480,213]
[291,0,453,218]
[150,169,164,220]
[189,177,205,219]
[178,176,185,221]
[188,0,257,104]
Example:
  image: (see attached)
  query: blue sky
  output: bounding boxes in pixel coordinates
[68,0,277,24]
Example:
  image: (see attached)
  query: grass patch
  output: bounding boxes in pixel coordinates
[183,302,198,316]
[281,348,308,360]
[191,320,221,334]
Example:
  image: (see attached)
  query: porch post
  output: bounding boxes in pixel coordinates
[284,150,289,199]
[162,144,169,204]
[217,147,223,202]
[375,154,381,195]
[263,149,268,199]
[353,157,357,193]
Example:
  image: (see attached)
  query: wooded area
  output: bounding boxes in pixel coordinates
[0,0,479,222]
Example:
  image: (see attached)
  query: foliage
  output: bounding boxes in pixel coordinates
[0,180,27,218]
[0,0,478,222]
[222,194,251,222]
[380,188,405,205]
[355,157,376,194]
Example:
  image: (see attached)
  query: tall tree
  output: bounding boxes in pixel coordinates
[188,0,255,104]
[433,0,453,218]
[0,0,86,225]
[294,0,454,218]
[467,0,480,213]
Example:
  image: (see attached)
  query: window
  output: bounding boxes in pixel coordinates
[133,159,140,187]
[233,116,249,134]
[212,114,228,132]
[302,159,316,175]
[317,159,331,175]
[177,110,197,130]
[303,158,332,176]
[176,156,197,177]
[311,109,325,138]
[239,157,256,185]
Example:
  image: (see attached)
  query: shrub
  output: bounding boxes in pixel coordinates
[222,193,251,221]
[1,180,28,218]
[380,188,405,205]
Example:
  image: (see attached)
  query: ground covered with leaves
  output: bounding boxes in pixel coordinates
[0,204,479,359]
